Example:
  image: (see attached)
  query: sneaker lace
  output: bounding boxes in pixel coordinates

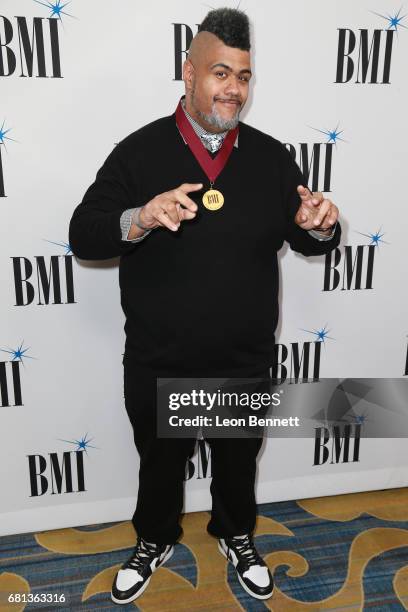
[123,537,162,573]
[228,535,263,571]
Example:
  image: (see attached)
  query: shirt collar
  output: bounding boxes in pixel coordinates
[177,96,239,149]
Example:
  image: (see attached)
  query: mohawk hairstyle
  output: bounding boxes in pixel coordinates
[198,8,250,51]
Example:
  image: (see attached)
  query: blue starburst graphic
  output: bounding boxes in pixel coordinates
[43,239,72,255]
[372,6,408,30]
[310,122,346,145]
[353,414,368,425]
[0,120,16,149]
[58,432,98,453]
[300,324,334,343]
[33,0,74,21]
[356,227,389,247]
[0,340,36,364]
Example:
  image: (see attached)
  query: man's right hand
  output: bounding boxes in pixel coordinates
[138,183,203,232]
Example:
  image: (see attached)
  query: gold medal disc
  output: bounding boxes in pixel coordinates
[202,189,224,211]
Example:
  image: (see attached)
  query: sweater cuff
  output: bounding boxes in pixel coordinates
[120,207,151,243]
[308,221,337,241]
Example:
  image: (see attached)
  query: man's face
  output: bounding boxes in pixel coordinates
[184,36,252,132]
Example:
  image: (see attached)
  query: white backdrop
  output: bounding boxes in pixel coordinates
[1,0,407,536]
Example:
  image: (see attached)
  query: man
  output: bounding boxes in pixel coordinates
[69,8,340,605]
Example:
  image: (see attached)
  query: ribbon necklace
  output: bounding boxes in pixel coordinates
[175,100,238,210]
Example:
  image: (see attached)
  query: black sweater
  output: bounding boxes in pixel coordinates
[69,114,341,376]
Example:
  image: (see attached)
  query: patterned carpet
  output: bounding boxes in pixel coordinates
[1,488,408,611]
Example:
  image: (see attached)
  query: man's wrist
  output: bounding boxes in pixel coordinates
[313,225,332,234]
[308,221,337,241]
[132,206,152,231]
[312,224,336,237]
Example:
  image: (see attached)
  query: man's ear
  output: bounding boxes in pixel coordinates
[183,59,195,92]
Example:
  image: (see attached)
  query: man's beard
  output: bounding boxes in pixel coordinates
[191,89,242,131]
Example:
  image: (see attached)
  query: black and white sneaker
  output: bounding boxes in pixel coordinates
[218,534,274,600]
[111,537,174,604]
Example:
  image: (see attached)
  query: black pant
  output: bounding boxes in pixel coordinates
[123,361,265,545]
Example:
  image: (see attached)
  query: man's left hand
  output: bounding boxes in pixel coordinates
[295,186,339,233]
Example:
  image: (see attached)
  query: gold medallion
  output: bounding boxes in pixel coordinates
[202,189,224,211]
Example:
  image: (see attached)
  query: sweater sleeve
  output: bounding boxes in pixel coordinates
[279,144,341,256]
[69,144,142,260]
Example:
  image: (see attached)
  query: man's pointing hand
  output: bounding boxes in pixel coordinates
[139,183,202,232]
[294,185,339,233]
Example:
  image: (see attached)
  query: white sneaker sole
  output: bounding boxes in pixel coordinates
[218,541,274,601]
[111,545,174,605]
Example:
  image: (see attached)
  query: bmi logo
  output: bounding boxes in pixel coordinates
[314,424,361,465]
[12,240,76,305]
[312,379,375,465]
[173,22,199,80]
[0,1,76,78]
[285,123,345,193]
[335,8,407,84]
[272,325,334,383]
[323,228,387,291]
[0,341,35,407]
[28,433,95,497]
